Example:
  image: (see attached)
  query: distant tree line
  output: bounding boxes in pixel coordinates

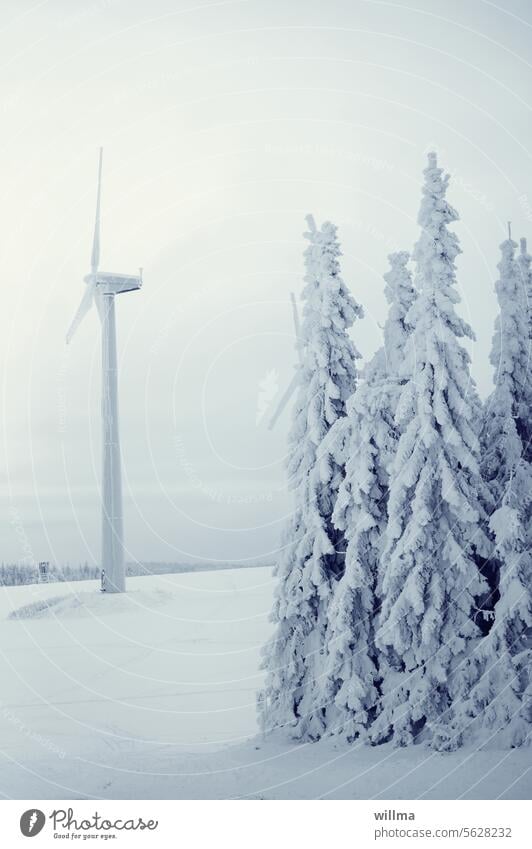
[0,562,100,586]
[0,560,264,587]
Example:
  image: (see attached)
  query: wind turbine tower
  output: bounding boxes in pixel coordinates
[66,149,142,593]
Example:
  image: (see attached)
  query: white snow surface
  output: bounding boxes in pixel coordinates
[0,569,529,800]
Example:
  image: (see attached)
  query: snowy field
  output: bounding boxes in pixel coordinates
[0,568,529,800]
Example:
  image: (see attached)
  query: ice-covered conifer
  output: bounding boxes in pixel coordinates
[374,153,490,750]
[517,236,532,334]
[366,251,416,387]
[517,236,532,457]
[463,481,532,747]
[465,236,532,747]
[517,235,531,302]
[319,384,391,739]
[483,237,531,491]
[320,253,415,740]
[258,215,363,740]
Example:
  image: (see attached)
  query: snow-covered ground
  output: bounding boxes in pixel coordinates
[0,569,529,800]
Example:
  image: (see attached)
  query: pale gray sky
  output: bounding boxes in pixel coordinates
[1,0,531,566]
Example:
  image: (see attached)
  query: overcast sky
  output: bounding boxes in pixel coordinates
[1,0,531,567]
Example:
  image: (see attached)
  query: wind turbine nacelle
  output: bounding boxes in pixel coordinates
[84,271,142,295]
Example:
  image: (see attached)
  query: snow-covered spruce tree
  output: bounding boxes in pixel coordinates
[479,236,531,622]
[366,251,417,387]
[373,152,490,750]
[517,236,532,459]
[258,215,363,740]
[517,235,532,331]
[465,479,532,746]
[465,236,532,747]
[484,236,532,487]
[319,252,416,741]
[517,235,531,323]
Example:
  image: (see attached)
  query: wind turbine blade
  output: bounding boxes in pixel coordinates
[66,284,95,343]
[268,370,300,430]
[91,147,103,274]
[290,292,302,363]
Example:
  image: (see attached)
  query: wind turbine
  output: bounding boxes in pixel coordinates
[268,291,302,430]
[66,149,142,593]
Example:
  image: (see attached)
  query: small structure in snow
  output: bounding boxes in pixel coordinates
[38,561,50,583]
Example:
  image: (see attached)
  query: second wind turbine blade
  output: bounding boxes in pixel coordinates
[268,369,300,430]
[66,283,95,344]
[290,292,303,364]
